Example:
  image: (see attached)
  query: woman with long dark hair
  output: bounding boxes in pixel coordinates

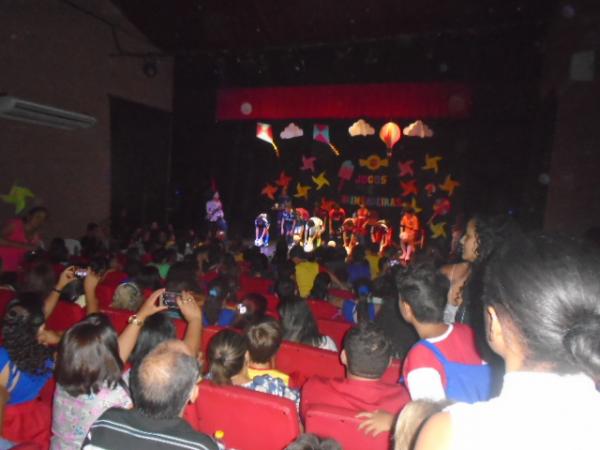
[279,299,337,351]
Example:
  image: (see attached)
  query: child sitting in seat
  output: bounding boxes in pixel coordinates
[245,320,290,386]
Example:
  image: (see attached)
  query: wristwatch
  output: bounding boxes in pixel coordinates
[128,315,144,326]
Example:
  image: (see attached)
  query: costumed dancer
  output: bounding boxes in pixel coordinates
[371,219,393,255]
[254,213,270,247]
[328,203,346,243]
[354,203,370,245]
[312,201,329,240]
[294,207,310,245]
[280,202,296,245]
[399,206,420,263]
[206,191,227,239]
[342,217,357,255]
[303,216,324,253]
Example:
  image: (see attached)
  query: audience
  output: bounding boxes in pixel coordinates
[285,433,342,450]
[246,320,290,385]
[301,322,409,419]
[208,329,299,407]
[279,298,338,351]
[83,340,218,449]
[290,246,319,298]
[415,234,600,450]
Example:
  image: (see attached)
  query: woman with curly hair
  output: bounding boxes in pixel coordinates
[0,294,55,443]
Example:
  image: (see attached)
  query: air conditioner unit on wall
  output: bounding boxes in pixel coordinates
[0,95,96,130]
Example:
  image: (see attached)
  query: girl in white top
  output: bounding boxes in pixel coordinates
[415,234,600,450]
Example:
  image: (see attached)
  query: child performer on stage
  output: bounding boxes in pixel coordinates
[399,207,420,263]
[206,191,227,239]
[342,217,357,255]
[303,217,324,253]
[254,213,270,247]
[328,203,346,243]
[280,202,296,245]
[371,219,393,255]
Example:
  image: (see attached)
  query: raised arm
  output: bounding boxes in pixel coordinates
[177,291,203,357]
[117,289,168,363]
[43,266,76,319]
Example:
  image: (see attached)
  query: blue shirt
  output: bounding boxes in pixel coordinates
[0,347,53,405]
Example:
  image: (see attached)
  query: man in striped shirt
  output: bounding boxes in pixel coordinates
[83,340,218,450]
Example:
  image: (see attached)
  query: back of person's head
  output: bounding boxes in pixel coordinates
[468,214,519,265]
[275,278,298,301]
[48,238,69,263]
[289,245,306,261]
[396,263,448,324]
[349,245,366,263]
[232,293,268,330]
[279,298,322,347]
[2,294,52,375]
[309,272,331,299]
[130,340,200,420]
[20,262,55,297]
[246,319,283,363]
[203,277,228,325]
[484,234,600,380]
[135,265,162,291]
[165,261,201,292]
[55,313,122,396]
[343,321,391,379]
[394,400,452,450]
[129,313,177,368]
[208,330,247,385]
[285,433,342,450]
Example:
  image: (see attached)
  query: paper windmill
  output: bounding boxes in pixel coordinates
[379,122,402,157]
[425,183,437,197]
[429,221,447,239]
[408,197,423,214]
[422,154,442,174]
[1,184,35,213]
[312,172,330,191]
[439,175,460,196]
[398,160,415,178]
[300,155,317,173]
[261,183,278,200]
[256,123,280,157]
[400,180,418,197]
[313,124,340,156]
[294,183,311,200]
[275,171,292,190]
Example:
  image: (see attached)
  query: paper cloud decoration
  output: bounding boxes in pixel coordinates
[403,120,434,138]
[348,119,375,137]
[280,122,304,139]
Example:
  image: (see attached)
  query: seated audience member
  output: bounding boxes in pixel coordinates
[393,400,451,450]
[300,322,409,419]
[308,272,332,301]
[415,235,600,450]
[80,222,105,258]
[111,265,162,311]
[290,246,319,298]
[397,263,491,403]
[346,245,371,285]
[246,320,290,385]
[128,292,203,370]
[52,290,171,449]
[274,277,299,304]
[19,261,56,298]
[0,296,54,421]
[208,330,299,407]
[285,433,342,450]
[341,278,376,324]
[202,278,236,326]
[83,340,218,450]
[279,298,337,351]
[231,293,268,330]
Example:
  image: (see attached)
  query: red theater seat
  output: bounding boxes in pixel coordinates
[239,275,274,295]
[0,288,16,318]
[185,380,300,450]
[316,319,352,349]
[46,301,85,332]
[305,404,390,450]
[95,284,116,309]
[307,300,342,320]
[2,398,52,449]
[101,270,128,287]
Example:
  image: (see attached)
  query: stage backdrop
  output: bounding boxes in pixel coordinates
[213,83,471,244]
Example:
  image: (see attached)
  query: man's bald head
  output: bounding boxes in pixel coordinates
[130,339,200,420]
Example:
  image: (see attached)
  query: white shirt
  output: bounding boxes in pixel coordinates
[446,372,600,450]
[206,199,224,221]
[317,335,338,352]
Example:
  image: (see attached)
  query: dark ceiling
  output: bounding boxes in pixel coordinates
[111,0,553,53]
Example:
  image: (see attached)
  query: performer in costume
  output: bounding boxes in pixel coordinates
[312,201,329,240]
[399,207,420,263]
[342,217,357,255]
[328,203,346,242]
[254,213,270,247]
[294,208,310,244]
[371,219,393,255]
[206,191,227,239]
[280,202,296,245]
[303,217,324,253]
[354,203,370,245]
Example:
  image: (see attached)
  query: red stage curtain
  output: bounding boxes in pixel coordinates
[216,82,471,120]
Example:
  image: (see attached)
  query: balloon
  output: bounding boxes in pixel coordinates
[379,122,402,151]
